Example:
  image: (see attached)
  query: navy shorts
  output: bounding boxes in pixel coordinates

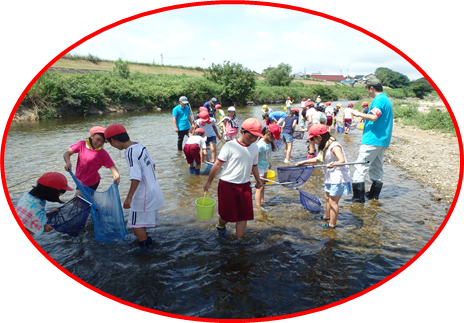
[206,136,217,146]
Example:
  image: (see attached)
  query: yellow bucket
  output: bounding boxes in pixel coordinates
[195,192,216,220]
[266,170,276,185]
[358,123,364,130]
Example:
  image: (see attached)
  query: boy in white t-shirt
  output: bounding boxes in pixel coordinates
[105,124,165,248]
[203,118,264,244]
[343,103,355,134]
[184,128,209,175]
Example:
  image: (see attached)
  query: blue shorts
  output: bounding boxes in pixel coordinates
[281,133,294,143]
[206,136,217,145]
[324,183,353,196]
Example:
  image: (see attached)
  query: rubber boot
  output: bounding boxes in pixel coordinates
[366,181,383,200]
[351,182,365,203]
[138,237,153,248]
[189,167,195,174]
[194,168,200,175]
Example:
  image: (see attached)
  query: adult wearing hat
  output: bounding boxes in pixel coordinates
[351,78,393,202]
[173,96,194,151]
[204,97,218,118]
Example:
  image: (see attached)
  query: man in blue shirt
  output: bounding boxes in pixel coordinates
[203,97,218,118]
[172,96,193,151]
[351,78,393,202]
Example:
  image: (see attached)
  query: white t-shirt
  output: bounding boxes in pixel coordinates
[195,117,217,137]
[323,141,351,184]
[125,143,165,212]
[344,108,354,119]
[217,139,259,184]
[325,106,334,116]
[306,108,319,122]
[185,135,207,149]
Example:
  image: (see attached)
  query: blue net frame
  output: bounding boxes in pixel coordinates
[47,196,91,237]
[274,139,284,151]
[292,131,304,140]
[347,121,358,130]
[276,166,315,188]
[298,189,321,213]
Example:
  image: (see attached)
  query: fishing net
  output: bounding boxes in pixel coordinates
[276,165,314,188]
[69,171,127,242]
[298,189,321,213]
[292,131,304,140]
[47,196,91,237]
[347,121,358,130]
[274,139,284,151]
[337,123,344,133]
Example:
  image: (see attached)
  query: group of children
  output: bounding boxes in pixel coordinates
[15,98,366,247]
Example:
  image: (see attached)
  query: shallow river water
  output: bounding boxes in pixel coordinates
[4,102,451,319]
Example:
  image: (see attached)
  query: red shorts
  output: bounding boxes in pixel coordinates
[344,118,352,127]
[183,144,201,164]
[218,180,254,222]
[326,116,333,126]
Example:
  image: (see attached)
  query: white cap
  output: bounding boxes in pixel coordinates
[228,106,235,112]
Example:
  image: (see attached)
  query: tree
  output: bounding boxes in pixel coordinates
[375,67,410,89]
[113,58,130,79]
[204,61,256,105]
[263,62,293,86]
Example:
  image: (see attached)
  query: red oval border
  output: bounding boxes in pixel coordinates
[1,1,462,322]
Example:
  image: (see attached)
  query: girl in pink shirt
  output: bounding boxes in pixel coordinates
[63,126,120,192]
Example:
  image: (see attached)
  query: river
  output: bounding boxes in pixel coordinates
[4,102,450,319]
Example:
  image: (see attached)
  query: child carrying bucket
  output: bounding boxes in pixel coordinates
[183,128,209,175]
[255,124,281,211]
[203,118,263,244]
[295,124,352,228]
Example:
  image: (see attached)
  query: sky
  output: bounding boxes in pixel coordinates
[69,5,423,80]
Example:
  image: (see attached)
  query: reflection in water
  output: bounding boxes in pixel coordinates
[4,103,451,318]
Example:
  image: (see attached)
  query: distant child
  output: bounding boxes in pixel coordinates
[15,172,73,235]
[222,106,239,141]
[184,128,209,175]
[262,111,287,127]
[203,118,264,243]
[344,103,355,134]
[215,104,226,136]
[63,126,120,192]
[285,96,294,113]
[193,111,222,162]
[254,124,281,210]
[361,101,370,123]
[295,124,352,228]
[281,108,299,164]
[333,104,342,130]
[262,104,274,114]
[325,102,335,133]
[104,124,165,248]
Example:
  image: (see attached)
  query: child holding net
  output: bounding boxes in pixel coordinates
[15,172,73,235]
[295,124,352,228]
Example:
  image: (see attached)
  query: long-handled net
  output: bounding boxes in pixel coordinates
[69,171,127,242]
[274,139,284,151]
[276,166,315,188]
[47,196,92,237]
[336,123,344,133]
[298,189,321,213]
[347,121,358,131]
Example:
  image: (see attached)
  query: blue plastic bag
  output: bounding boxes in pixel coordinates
[69,171,127,242]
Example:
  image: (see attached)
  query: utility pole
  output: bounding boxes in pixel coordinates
[160,53,163,65]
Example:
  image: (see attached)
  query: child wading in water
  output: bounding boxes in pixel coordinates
[254,124,281,211]
[104,124,165,248]
[193,110,222,162]
[63,126,120,192]
[295,124,352,228]
[281,108,299,164]
[15,172,73,235]
[203,118,263,244]
[222,106,239,141]
[183,128,209,175]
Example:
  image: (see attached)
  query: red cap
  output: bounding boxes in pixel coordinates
[305,101,314,107]
[326,101,331,105]
[290,108,299,113]
[241,118,264,137]
[199,107,208,113]
[268,124,281,141]
[348,103,354,107]
[199,111,210,121]
[302,98,306,100]
[194,128,205,135]
[90,126,105,136]
[362,101,369,106]
[307,124,328,140]
[38,172,73,191]
[287,97,291,99]
[215,104,222,109]
[104,124,127,139]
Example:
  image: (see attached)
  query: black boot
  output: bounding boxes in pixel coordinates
[351,182,365,203]
[366,181,383,200]
[138,237,153,248]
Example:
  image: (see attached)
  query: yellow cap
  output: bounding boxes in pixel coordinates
[262,104,268,111]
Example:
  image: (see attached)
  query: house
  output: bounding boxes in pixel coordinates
[294,72,307,79]
[310,74,346,82]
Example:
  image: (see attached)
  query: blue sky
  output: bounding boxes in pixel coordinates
[70,5,423,80]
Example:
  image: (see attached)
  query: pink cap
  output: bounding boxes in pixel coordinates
[199,107,208,113]
[195,128,205,135]
[307,124,328,140]
[104,124,127,139]
[290,108,299,113]
[215,104,222,109]
[326,101,331,105]
[90,126,105,136]
[348,103,354,107]
[305,101,314,107]
[287,97,291,99]
[362,101,369,106]
[199,111,210,121]
[38,172,73,191]
[268,124,281,141]
[241,118,264,137]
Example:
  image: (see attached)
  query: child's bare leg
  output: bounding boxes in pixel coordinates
[235,221,247,239]
[323,191,330,219]
[285,142,293,161]
[255,186,264,208]
[133,227,147,242]
[210,142,217,162]
[218,216,228,228]
[328,195,342,226]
